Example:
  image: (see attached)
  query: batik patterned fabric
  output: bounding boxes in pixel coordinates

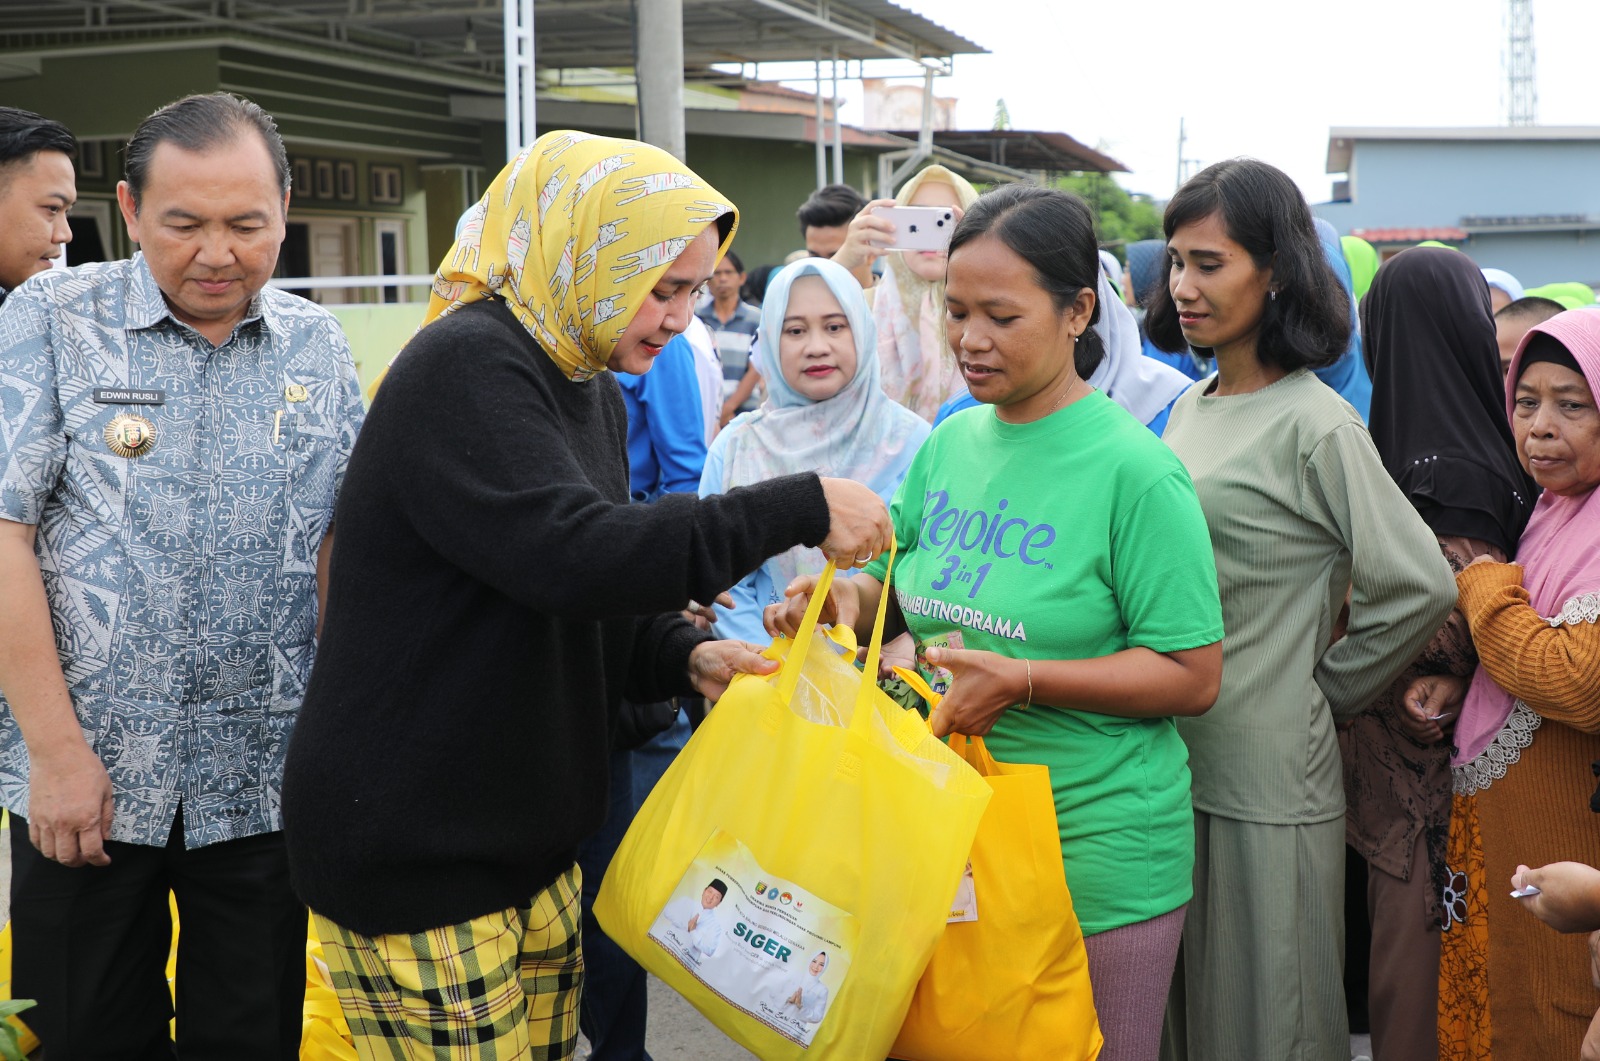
[1437,793,1492,1060]
[0,254,363,848]
[372,130,737,392]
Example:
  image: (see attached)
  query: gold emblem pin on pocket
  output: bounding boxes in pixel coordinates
[284,383,309,403]
[104,413,157,458]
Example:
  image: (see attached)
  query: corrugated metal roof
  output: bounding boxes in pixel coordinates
[0,0,984,83]
[886,129,1128,174]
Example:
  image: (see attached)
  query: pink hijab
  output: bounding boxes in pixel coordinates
[1453,309,1600,766]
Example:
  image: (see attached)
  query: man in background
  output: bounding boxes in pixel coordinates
[697,250,762,425]
[796,183,865,261]
[0,107,76,307]
[1495,295,1565,378]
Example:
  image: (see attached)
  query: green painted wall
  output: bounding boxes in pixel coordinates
[422,169,475,269]
[682,135,878,272]
[4,39,895,294]
[0,44,498,165]
[219,48,489,161]
[327,303,428,397]
[0,48,224,138]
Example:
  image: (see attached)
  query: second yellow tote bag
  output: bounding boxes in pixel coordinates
[595,553,991,1060]
[889,669,1103,1061]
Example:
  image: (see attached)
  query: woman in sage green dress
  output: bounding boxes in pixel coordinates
[1148,158,1458,1061]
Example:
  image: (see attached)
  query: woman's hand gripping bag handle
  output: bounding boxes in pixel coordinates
[888,667,1104,1061]
[596,542,992,1060]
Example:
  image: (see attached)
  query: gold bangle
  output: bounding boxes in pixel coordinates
[1021,657,1032,710]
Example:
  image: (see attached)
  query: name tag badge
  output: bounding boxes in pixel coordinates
[93,387,166,405]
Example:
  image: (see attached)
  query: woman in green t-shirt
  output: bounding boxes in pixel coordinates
[767,184,1225,1061]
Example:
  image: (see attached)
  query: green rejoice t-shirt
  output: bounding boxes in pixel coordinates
[866,391,1224,934]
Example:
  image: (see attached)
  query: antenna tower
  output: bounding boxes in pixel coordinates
[1507,0,1537,126]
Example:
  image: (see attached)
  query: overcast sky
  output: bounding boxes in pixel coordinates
[779,0,1600,203]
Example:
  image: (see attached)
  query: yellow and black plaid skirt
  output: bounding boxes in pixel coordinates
[313,864,584,1060]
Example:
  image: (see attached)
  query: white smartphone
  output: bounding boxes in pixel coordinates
[869,205,957,252]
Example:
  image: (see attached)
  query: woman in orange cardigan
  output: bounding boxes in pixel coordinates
[1403,308,1600,1061]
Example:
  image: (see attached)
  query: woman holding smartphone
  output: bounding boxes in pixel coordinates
[829,165,979,422]
[770,184,1225,1061]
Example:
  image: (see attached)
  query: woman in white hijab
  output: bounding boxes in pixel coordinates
[830,165,981,422]
[700,257,929,644]
[771,951,831,1026]
[874,166,981,421]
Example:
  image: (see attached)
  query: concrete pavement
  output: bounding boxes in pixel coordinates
[578,976,754,1060]
[0,829,1374,1060]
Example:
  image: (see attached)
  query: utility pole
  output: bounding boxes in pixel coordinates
[1175,118,1199,192]
[1175,118,1186,194]
[1507,0,1537,126]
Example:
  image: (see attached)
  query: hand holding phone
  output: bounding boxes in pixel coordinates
[828,198,896,279]
[868,205,958,252]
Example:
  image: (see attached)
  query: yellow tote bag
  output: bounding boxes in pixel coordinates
[889,669,1103,1061]
[0,925,38,1059]
[595,552,991,1060]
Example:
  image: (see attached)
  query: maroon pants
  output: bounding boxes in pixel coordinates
[1085,904,1189,1061]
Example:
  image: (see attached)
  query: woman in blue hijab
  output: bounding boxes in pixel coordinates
[1313,218,1373,421]
[1128,238,1208,380]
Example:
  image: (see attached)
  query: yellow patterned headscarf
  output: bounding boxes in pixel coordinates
[370,131,737,395]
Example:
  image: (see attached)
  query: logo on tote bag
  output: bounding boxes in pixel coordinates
[649,830,858,1048]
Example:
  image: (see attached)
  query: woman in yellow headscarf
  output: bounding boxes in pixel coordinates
[283,131,891,1057]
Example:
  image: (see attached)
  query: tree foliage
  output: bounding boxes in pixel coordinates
[1053,172,1163,259]
[0,1000,36,1061]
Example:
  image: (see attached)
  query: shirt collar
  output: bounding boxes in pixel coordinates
[126,252,281,339]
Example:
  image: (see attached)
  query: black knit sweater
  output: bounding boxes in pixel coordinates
[282,299,829,935]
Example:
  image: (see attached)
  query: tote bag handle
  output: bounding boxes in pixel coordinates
[890,664,1003,773]
[776,538,897,735]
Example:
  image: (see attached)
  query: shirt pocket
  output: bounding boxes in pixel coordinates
[69,403,205,552]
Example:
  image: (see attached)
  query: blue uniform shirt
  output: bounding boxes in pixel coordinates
[616,333,708,500]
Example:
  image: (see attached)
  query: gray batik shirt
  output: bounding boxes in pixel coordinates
[0,254,363,848]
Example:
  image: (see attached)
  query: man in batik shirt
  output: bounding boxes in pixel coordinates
[0,92,361,1057]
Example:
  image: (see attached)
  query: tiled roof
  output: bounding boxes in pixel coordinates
[1349,226,1470,244]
